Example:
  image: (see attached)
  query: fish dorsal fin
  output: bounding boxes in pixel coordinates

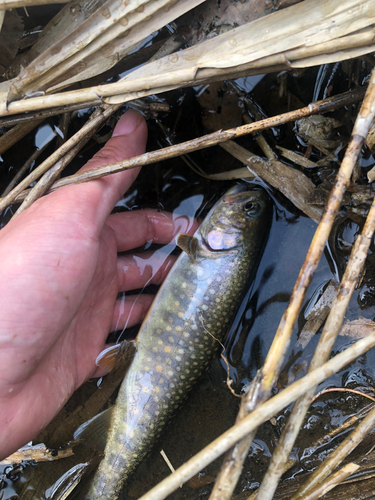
[95,340,136,372]
[73,407,114,451]
[177,234,198,261]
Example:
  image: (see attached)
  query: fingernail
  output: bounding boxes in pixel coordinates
[112,110,144,137]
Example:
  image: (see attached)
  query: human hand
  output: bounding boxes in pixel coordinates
[0,110,193,460]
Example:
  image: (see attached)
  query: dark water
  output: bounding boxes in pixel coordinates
[1,61,375,499]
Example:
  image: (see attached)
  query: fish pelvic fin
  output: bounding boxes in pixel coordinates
[177,234,198,261]
[73,407,114,451]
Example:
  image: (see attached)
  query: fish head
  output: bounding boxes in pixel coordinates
[200,185,271,252]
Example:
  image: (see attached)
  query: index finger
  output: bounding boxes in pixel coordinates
[106,209,199,252]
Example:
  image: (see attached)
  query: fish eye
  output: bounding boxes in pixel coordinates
[244,201,261,216]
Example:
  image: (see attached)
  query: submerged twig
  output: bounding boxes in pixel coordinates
[296,281,338,349]
[241,112,276,160]
[209,68,375,500]
[0,442,77,465]
[1,141,50,197]
[3,88,366,209]
[0,118,45,156]
[311,387,375,404]
[308,403,375,451]
[138,329,375,500]
[55,112,70,150]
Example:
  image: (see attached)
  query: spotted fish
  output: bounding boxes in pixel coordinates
[82,185,271,499]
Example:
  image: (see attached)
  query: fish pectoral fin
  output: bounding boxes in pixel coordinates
[95,339,136,372]
[73,407,114,451]
[177,234,198,261]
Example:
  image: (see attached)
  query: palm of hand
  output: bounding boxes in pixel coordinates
[0,110,185,459]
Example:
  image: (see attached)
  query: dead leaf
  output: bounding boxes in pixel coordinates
[339,318,375,340]
[0,10,23,76]
[197,82,243,131]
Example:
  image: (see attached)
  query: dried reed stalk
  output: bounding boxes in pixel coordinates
[6,0,205,102]
[208,67,375,500]
[3,88,365,209]
[0,0,68,8]
[0,0,373,117]
[298,464,359,500]
[0,105,116,213]
[0,101,102,128]
[13,104,122,217]
[255,194,375,500]
[5,33,185,215]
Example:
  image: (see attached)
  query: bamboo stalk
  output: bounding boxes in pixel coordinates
[4,88,365,208]
[208,67,375,500]
[137,330,375,500]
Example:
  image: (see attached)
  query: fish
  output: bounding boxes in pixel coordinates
[80,185,272,499]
